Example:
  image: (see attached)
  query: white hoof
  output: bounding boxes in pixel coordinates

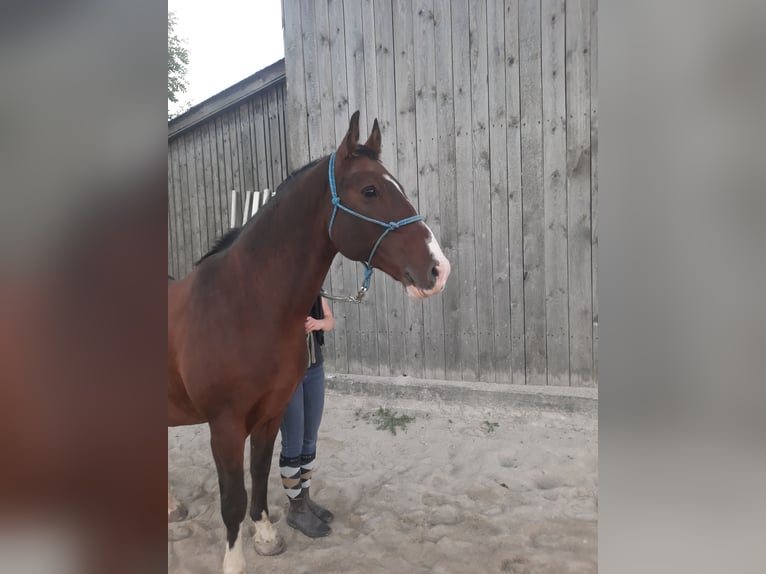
[253,511,286,556]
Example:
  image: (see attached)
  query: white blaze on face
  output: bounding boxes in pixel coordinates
[405,224,451,300]
[222,522,246,574]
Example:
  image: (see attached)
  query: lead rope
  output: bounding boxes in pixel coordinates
[306,332,316,368]
[321,152,424,304]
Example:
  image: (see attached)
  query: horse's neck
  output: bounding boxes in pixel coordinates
[231,160,337,319]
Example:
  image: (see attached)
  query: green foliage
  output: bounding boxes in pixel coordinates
[355,407,416,436]
[168,12,189,106]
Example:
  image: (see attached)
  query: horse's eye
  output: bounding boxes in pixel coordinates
[362,186,378,198]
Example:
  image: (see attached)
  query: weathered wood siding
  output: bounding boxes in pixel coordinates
[283,0,597,386]
[167,62,288,278]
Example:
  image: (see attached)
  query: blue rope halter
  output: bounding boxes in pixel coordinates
[323,151,424,303]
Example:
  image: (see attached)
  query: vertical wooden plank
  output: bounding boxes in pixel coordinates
[451,0,479,381]
[302,0,322,163]
[469,0,495,382]
[238,102,256,213]
[590,0,599,384]
[210,120,224,238]
[361,0,380,144]
[342,0,367,376]
[209,121,223,239]
[220,113,238,226]
[267,89,283,189]
[374,0,402,378]
[276,84,290,183]
[167,143,175,277]
[202,123,219,246]
[505,0,526,385]
[263,94,276,193]
[343,0,369,137]
[228,111,243,221]
[178,136,193,272]
[361,0,384,378]
[229,190,237,229]
[314,0,337,372]
[519,0,547,385]
[315,0,337,160]
[413,0,445,380]
[393,0,425,378]
[167,207,173,276]
[242,191,252,225]
[172,142,190,276]
[566,0,594,386]
[542,0,570,386]
[248,96,264,190]
[283,0,309,173]
[182,134,202,264]
[255,189,269,219]
[487,0,512,383]
[361,0,384,376]
[434,0,460,381]
[215,117,232,232]
[167,148,177,277]
[328,0,351,374]
[193,128,210,256]
[252,97,270,193]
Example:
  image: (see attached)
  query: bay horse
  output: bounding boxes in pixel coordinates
[168,112,450,574]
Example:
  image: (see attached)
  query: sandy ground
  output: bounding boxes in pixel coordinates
[168,389,597,574]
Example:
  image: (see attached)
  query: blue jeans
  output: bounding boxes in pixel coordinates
[279,362,326,460]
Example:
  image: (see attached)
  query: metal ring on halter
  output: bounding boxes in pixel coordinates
[320,286,367,304]
[322,152,424,304]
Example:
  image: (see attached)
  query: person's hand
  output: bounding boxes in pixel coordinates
[305,317,321,333]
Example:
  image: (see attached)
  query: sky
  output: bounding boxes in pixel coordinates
[168,0,285,116]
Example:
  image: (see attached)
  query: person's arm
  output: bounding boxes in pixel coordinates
[305,297,335,333]
[319,297,334,332]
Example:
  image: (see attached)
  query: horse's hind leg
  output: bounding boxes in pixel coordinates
[210,417,248,574]
[249,421,286,556]
[168,481,187,522]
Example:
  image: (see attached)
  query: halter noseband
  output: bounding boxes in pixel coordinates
[321,151,424,304]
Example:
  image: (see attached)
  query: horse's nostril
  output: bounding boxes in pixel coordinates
[431,265,439,279]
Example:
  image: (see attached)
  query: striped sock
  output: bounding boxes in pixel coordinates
[279,455,302,500]
[300,453,316,489]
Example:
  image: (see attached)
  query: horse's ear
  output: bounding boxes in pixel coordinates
[364,119,382,157]
[337,110,361,159]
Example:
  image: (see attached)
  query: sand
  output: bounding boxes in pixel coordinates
[168,389,597,574]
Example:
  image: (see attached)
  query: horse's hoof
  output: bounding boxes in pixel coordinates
[254,532,286,556]
[168,504,188,523]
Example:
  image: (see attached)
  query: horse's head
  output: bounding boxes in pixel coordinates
[328,111,450,300]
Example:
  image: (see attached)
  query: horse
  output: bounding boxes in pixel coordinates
[168,111,451,574]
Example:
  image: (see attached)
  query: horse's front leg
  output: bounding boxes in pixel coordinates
[210,416,249,574]
[249,419,286,556]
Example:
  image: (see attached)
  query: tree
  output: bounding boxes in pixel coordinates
[168,12,189,110]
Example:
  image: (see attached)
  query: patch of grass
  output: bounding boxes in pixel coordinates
[356,407,415,436]
[481,420,499,434]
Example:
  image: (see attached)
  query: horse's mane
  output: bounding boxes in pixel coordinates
[195,227,243,266]
[274,145,377,193]
[193,145,378,267]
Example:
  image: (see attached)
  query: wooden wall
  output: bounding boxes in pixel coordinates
[283,0,598,386]
[167,66,289,278]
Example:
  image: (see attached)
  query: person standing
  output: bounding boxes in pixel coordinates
[279,294,335,538]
